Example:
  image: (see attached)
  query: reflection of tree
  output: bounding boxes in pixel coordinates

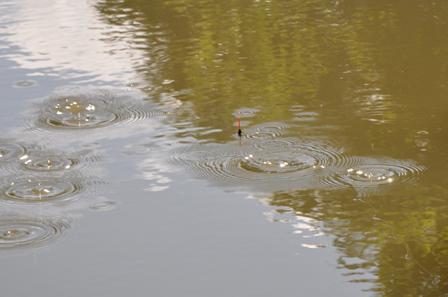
[95,0,448,295]
[269,187,448,296]
[95,0,373,141]
[96,0,448,152]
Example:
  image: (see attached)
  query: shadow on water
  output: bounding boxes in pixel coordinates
[93,0,448,295]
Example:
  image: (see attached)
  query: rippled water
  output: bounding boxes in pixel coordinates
[1,177,81,204]
[242,122,289,139]
[0,142,26,164]
[171,136,426,196]
[33,86,162,130]
[1,0,448,296]
[171,138,345,191]
[21,152,77,172]
[0,215,69,249]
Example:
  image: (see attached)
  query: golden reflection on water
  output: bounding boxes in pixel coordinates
[94,0,448,295]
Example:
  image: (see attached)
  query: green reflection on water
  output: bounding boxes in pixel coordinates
[269,186,448,296]
[96,0,448,295]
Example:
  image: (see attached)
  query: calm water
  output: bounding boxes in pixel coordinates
[1,0,448,296]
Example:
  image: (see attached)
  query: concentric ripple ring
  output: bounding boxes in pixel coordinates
[1,178,81,203]
[322,156,426,189]
[42,96,118,129]
[0,217,69,249]
[21,153,77,172]
[35,87,160,130]
[171,138,348,190]
[243,122,288,139]
[0,143,26,162]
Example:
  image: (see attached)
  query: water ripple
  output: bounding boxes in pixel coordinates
[322,156,426,191]
[352,88,397,125]
[0,216,69,249]
[89,200,117,212]
[31,87,163,130]
[1,178,81,204]
[171,138,425,193]
[0,144,99,175]
[171,138,347,191]
[19,149,98,173]
[0,142,26,163]
[13,80,38,88]
[232,107,260,119]
[242,122,288,140]
[21,154,77,172]
[0,174,102,205]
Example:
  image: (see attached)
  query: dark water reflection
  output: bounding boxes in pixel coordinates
[94,0,448,295]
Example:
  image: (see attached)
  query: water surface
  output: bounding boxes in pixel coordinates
[1,0,448,296]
